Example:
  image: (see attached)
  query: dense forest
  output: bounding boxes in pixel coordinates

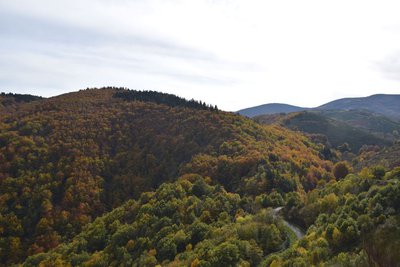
[0,92,43,103]
[23,167,400,266]
[113,88,218,111]
[0,93,43,114]
[24,175,290,266]
[254,111,393,153]
[0,88,398,266]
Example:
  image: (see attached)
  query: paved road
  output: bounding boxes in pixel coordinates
[273,207,305,239]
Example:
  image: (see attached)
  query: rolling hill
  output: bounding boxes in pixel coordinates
[317,94,400,120]
[355,143,400,170]
[25,169,400,267]
[0,88,332,265]
[255,111,391,152]
[0,92,43,114]
[238,94,400,120]
[1,88,399,266]
[23,175,291,266]
[319,109,400,139]
[245,94,400,154]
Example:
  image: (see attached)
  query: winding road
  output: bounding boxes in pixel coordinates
[272,207,305,239]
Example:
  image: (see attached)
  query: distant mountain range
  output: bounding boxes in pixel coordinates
[250,94,400,152]
[238,94,400,120]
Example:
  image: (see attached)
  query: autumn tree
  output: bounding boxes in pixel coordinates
[333,161,350,179]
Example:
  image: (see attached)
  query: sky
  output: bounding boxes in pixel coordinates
[0,0,400,111]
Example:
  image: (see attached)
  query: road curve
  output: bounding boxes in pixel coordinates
[272,207,305,239]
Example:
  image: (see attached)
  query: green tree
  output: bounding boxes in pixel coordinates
[156,236,177,261]
[210,242,240,267]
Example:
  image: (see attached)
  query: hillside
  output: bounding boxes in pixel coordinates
[355,143,400,170]
[22,162,400,266]
[0,92,43,114]
[319,109,400,139]
[255,111,390,152]
[270,167,400,266]
[0,88,332,265]
[1,88,399,266]
[23,175,291,266]
[317,94,400,120]
[237,103,306,117]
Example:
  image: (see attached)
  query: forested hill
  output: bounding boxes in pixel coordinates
[24,168,400,266]
[316,94,400,120]
[0,92,42,101]
[0,88,332,265]
[0,92,43,114]
[255,111,391,153]
[24,175,293,266]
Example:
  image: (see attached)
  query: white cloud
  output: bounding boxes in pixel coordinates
[1,0,400,110]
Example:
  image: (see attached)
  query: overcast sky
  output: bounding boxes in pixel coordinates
[1,0,400,111]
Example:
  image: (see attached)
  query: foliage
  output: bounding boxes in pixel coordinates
[256,111,390,152]
[23,176,288,266]
[333,161,350,179]
[0,92,43,103]
[319,109,400,140]
[0,88,331,264]
[355,143,400,170]
[273,167,400,266]
[113,88,218,111]
[3,88,399,266]
[0,92,43,114]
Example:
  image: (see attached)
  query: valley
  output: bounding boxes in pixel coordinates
[0,88,398,266]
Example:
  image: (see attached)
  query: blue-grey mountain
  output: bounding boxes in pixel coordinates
[238,103,306,117]
[238,94,400,120]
